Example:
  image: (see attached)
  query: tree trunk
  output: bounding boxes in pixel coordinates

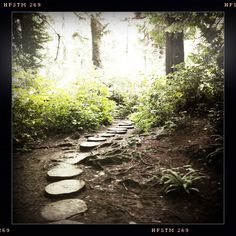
[18,14,34,54]
[13,14,33,54]
[165,31,184,75]
[91,15,102,68]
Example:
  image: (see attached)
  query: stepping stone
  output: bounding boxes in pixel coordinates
[119,121,134,125]
[80,141,102,151]
[119,125,134,129]
[87,137,107,142]
[124,120,134,123]
[49,220,83,224]
[62,153,91,164]
[107,130,127,134]
[107,127,127,131]
[41,199,87,221]
[47,163,83,179]
[99,133,116,137]
[45,179,85,196]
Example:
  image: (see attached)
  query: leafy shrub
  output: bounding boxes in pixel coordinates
[114,94,139,119]
[204,135,223,167]
[13,71,116,151]
[160,165,207,194]
[106,75,150,119]
[130,52,223,133]
[130,75,185,132]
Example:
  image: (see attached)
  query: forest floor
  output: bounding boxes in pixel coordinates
[13,118,223,224]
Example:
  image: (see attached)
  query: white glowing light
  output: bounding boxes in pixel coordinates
[40,12,196,86]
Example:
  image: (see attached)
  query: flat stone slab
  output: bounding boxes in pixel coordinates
[119,125,134,129]
[80,141,102,151]
[99,133,116,137]
[107,127,127,131]
[107,130,127,134]
[49,220,83,224]
[45,179,85,196]
[61,153,91,164]
[47,164,83,179]
[118,121,134,126]
[87,137,107,142]
[41,199,87,221]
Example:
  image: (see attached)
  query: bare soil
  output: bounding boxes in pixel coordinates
[13,118,223,224]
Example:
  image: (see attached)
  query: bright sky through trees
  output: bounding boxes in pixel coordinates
[39,12,198,88]
[40,12,163,86]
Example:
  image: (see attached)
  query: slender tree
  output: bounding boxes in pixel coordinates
[90,13,109,69]
[90,14,102,68]
[135,13,185,75]
[165,14,184,75]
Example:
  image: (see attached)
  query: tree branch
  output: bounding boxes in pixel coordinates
[38,15,63,61]
[54,33,61,61]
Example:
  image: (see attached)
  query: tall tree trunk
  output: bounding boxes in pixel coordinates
[13,14,33,54]
[165,31,184,75]
[91,15,102,68]
[19,14,34,54]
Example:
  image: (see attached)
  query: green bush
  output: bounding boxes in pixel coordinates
[106,75,150,119]
[130,54,223,133]
[114,94,139,119]
[13,72,116,151]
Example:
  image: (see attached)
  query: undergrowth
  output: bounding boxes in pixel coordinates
[160,165,207,194]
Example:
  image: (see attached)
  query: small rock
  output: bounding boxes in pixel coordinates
[129,221,137,224]
[98,171,105,176]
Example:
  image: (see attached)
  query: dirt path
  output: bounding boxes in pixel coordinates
[13,118,223,224]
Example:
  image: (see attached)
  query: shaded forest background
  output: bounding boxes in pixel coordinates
[12,12,223,166]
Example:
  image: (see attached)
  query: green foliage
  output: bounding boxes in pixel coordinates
[160,165,206,194]
[13,71,116,151]
[138,12,223,49]
[204,135,223,167]
[130,49,223,133]
[206,147,223,167]
[113,94,139,119]
[105,75,150,119]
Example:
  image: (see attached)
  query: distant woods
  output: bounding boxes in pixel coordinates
[12,12,223,73]
[136,12,223,74]
[13,12,108,71]
[12,12,224,151]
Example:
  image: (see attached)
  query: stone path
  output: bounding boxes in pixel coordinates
[41,120,134,224]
